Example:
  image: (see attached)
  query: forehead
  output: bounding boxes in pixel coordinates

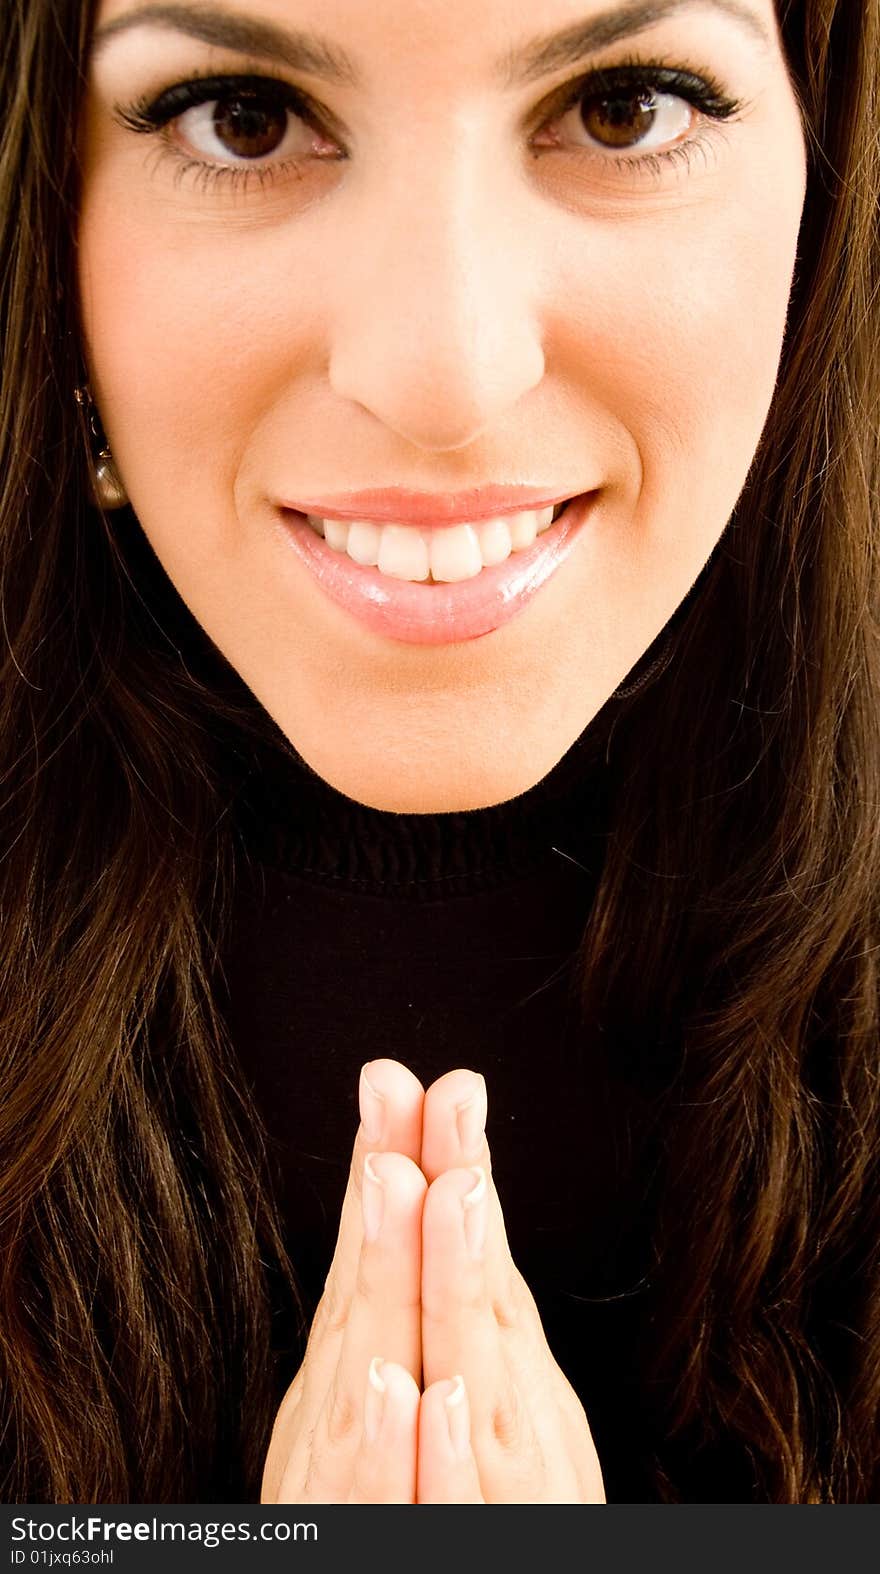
[88,0,780,88]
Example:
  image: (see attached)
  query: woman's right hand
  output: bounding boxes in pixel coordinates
[260,1059,427,1504]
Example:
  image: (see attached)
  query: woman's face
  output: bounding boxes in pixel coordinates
[78,0,807,811]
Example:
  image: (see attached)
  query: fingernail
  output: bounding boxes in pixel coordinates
[362,1152,384,1242]
[364,1355,386,1442]
[461,1166,487,1260]
[359,1064,385,1144]
[455,1074,487,1153]
[444,1375,471,1460]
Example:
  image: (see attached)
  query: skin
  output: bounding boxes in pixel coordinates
[77,0,807,813]
[260,1061,607,1503]
[75,0,808,1499]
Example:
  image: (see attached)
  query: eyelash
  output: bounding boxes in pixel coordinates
[114,56,746,194]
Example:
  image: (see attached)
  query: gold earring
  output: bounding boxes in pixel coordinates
[93,449,129,510]
[74,385,130,510]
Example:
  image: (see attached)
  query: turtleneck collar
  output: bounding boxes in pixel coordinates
[231,693,626,899]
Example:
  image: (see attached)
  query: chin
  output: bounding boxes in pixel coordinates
[284,707,604,814]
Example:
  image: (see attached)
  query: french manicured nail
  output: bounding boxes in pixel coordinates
[456,1074,487,1153]
[364,1356,386,1442]
[359,1063,385,1144]
[461,1167,487,1259]
[362,1152,384,1242]
[444,1375,471,1460]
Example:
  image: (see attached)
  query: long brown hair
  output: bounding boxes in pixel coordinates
[1,0,877,1502]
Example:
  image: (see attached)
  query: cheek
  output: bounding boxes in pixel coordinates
[552,159,805,544]
[77,188,316,534]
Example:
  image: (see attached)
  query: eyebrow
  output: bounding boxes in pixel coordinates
[91,1,772,88]
[500,1,772,85]
[91,4,359,83]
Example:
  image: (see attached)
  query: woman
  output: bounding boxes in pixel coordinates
[1,0,877,1503]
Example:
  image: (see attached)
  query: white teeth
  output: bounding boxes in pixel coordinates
[508,512,538,550]
[323,518,348,551]
[475,518,513,566]
[377,524,431,581]
[429,523,484,583]
[346,520,382,565]
[306,504,560,583]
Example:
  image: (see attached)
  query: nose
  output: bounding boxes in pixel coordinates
[326,158,546,453]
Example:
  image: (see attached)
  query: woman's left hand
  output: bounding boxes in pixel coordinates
[414,1069,607,1503]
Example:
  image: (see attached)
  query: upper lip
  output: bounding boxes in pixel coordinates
[278,485,588,527]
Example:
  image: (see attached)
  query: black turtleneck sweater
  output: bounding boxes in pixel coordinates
[215,682,753,1504]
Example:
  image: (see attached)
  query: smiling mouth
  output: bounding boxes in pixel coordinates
[277,490,597,646]
[300,499,571,585]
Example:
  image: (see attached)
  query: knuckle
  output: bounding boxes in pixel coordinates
[348,1135,366,1199]
[275,1368,306,1426]
[352,1243,421,1314]
[325,1374,359,1447]
[491,1295,518,1331]
[483,1378,547,1486]
[280,1359,305,1402]
[491,1268,523,1331]
[491,1398,519,1452]
[353,1252,378,1307]
[421,1276,483,1329]
[305,1299,328,1347]
[489,1380,526,1453]
[317,1278,351,1339]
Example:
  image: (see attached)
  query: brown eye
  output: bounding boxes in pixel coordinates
[535,81,695,161]
[165,90,334,168]
[116,71,348,186]
[580,89,661,149]
[210,94,290,160]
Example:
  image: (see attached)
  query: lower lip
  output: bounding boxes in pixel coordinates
[275,493,596,646]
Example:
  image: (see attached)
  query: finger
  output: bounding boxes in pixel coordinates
[422,1165,541,1466]
[417,1377,485,1503]
[293,1149,426,1479]
[293,1360,419,1504]
[422,1159,597,1506]
[421,1072,532,1365]
[328,1149,426,1402]
[421,1166,513,1391]
[261,1369,305,1503]
[312,1059,423,1342]
[349,1361,421,1504]
[298,1062,423,1426]
[420,1068,488,1183]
